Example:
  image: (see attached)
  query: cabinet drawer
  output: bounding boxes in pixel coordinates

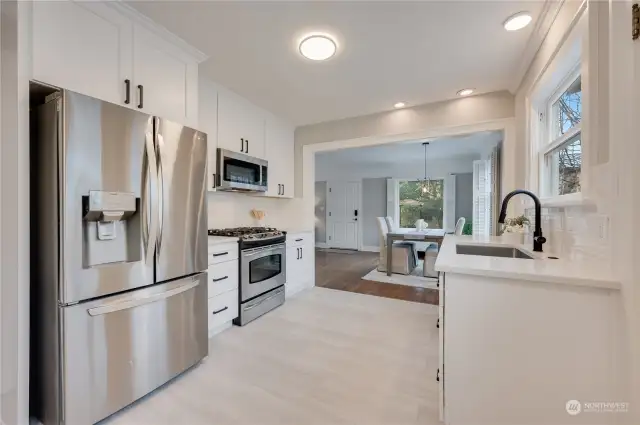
[286,232,311,247]
[208,243,239,265]
[208,290,238,330]
[208,261,239,297]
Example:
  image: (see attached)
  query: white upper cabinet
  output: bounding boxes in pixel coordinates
[132,24,199,127]
[217,87,266,159]
[198,77,219,191]
[33,1,132,106]
[32,1,205,127]
[264,115,295,198]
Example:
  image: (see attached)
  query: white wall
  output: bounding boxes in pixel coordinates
[315,156,476,182]
[516,0,635,415]
[0,1,30,424]
[296,90,516,198]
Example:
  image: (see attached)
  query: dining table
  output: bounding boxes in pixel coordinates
[386,228,447,276]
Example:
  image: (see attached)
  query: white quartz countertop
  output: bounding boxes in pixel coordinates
[435,235,620,290]
[208,236,239,246]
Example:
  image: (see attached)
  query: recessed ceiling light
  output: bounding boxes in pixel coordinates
[503,12,532,31]
[457,88,474,96]
[299,34,337,61]
[394,102,406,108]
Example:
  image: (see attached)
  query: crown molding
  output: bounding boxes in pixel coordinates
[509,0,565,93]
[108,1,208,63]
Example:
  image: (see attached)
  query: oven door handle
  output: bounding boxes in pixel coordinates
[242,244,286,258]
[243,288,285,311]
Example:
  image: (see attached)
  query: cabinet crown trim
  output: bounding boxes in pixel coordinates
[108,1,208,63]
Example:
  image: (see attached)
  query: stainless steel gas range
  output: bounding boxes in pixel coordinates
[208,227,286,325]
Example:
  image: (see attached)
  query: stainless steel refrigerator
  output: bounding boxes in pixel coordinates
[31,90,208,425]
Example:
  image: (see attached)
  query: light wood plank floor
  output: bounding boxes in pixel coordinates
[103,287,441,425]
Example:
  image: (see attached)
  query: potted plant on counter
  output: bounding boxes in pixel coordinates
[501,215,530,244]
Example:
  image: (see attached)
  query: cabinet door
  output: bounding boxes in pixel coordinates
[285,246,301,286]
[265,115,295,198]
[217,88,265,158]
[199,77,218,191]
[33,1,132,106]
[133,24,198,127]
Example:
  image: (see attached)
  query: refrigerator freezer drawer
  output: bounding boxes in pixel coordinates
[61,273,208,425]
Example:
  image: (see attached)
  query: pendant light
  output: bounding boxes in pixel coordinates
[419,142,433,195]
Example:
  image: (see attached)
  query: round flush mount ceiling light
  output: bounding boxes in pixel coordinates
[299,34,337,61]
[457,88,474,96]
[394,102,406,108]
[503,12,532,31]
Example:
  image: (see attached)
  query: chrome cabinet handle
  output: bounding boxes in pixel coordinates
[245,139,249,153]
[212,306,228,315]
[240,138,245,153]
[88,279,198,316]
[211,275,228,282]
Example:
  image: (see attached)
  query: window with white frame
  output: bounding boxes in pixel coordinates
[530,6,586,201]
[540,69,582,197]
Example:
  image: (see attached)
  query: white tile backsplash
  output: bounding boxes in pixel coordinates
[524,205,610,262]
[207,191,304,230]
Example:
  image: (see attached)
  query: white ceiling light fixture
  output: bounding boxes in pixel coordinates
[503,12,532,31]
[457,88,474,96]
[299,34,337,61]
[394,102,406,108]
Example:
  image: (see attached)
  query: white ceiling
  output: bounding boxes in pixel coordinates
[128,1,543,126]
[316,131,502,166]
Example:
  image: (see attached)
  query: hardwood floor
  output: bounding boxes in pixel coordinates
[103,288,440,425]
[315,249,439,305]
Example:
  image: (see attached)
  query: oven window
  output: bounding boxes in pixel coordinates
[249,254,282,284]
[224,157,261,185]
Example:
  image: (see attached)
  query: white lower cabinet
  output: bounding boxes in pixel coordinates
[208,290,238,333]
[441,272,624,425]
[285,232,314,297]
[207,254,239,336]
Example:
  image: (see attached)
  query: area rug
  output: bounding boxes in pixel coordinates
[362,261,438,289]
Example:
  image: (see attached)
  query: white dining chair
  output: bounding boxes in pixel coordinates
[455,217,466,235]
[376,217,415,275]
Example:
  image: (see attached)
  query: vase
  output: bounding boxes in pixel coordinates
[501,232,524,245]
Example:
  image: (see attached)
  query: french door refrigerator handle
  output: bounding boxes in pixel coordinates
[143,130,159,266]
[87,279,199,316]
[156,127,165,256]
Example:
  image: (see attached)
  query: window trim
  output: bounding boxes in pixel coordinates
[526,4,589,207]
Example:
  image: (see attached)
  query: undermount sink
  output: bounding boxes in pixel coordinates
[456,244,535,259]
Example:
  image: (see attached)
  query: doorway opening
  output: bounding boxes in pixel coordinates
[313,130,504,304]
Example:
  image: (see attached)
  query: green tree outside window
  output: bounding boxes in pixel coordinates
[398,180,444,229]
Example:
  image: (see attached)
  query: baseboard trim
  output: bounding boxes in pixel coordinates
[360,245,380,253]
[315,242,328,249]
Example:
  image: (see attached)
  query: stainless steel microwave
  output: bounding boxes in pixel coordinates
[216,148,268,192]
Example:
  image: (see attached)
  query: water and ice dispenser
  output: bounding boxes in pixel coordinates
[82,190,141,267]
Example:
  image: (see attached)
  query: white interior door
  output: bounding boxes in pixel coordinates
[326,181,360,250]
